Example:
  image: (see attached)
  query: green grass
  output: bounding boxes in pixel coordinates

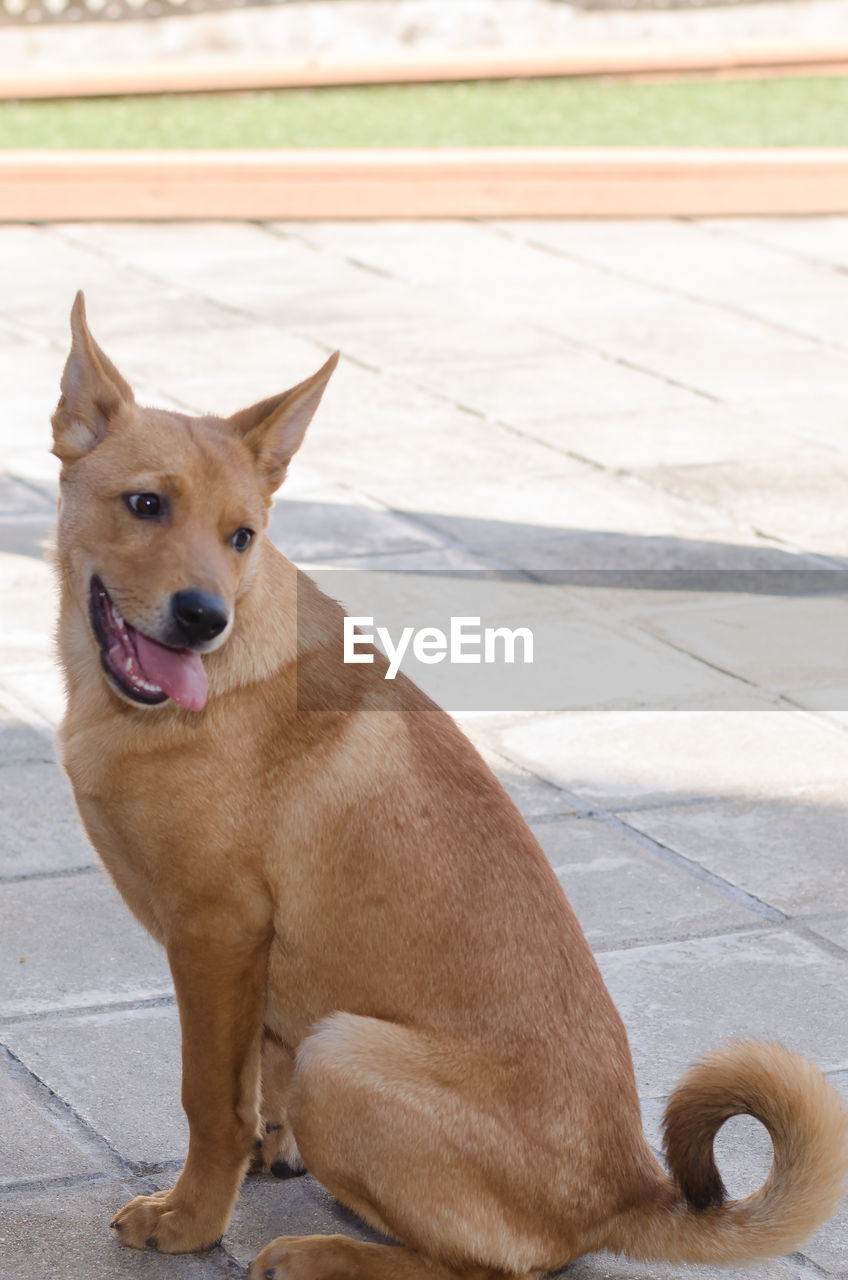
[3,76,848,149]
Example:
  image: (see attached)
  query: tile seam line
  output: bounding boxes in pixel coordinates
[689,213,848,276]
[0,471,56,505]
[608,626,787,702]
[480,745,731,817]
[785,1251,843,1279]
[0,1161,184,1198]
[589,918,777,956]
[550,330,722,404]
[0,1042,140,1180]
[494,760,791,923]
[259,218,400,281]
[43,217,725,427]
[790,921,848,961]
[263,221,722,409]
[264,219,803,445]
[19,223,748,467]
[471,744,791,924]
[0,992,177,1027]
[43,220,393,357]
[0,755,57,769]
[0,864,100,885]
[259,219,721,410]
[508,225,848,354]
[602,811,788,923]
[39,221,350,377]
[0,1170,112,1196]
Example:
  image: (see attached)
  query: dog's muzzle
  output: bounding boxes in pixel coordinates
[89,577,214,712]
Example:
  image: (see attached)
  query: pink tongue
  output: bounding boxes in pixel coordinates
[134,632,208,712]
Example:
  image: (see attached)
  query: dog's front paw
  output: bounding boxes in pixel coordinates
[110,1191,222,1253]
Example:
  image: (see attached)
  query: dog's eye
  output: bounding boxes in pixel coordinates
[125,493,163,519]
[231,527,254,553]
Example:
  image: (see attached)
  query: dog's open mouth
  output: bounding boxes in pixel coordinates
[89,577,208,712]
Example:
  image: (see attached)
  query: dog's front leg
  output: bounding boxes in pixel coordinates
[111,922,271,1253]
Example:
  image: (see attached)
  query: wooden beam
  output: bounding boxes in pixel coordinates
[3,44,848,101]
[2,149,848,221]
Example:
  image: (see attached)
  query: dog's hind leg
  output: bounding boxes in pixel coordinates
[249,1234,534,1280]
[248,1012,554,1280]
[251,1034,307,1180]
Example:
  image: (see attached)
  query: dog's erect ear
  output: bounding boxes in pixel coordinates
[228,352,339,492]
[51,292,135,465]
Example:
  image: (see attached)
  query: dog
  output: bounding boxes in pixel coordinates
[51,293,847,1280]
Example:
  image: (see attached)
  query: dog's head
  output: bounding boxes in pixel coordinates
[51,292,337,713]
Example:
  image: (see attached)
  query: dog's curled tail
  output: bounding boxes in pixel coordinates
[610,1040,848,1265]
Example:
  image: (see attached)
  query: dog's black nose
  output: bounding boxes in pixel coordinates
[170,590,229,646]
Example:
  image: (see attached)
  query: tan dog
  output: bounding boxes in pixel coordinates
[52,293,847,1280]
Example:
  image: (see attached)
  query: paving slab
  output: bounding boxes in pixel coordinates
[0,1056,102,1188]
[269,488,447,563]
[492,710,848,808]
[539,568,848,679]
[473,745,577,820]
[638,454,848,559]
[532,814,757,950]
[499,218,848,350]
[621,787,848,918]
[497,535,827,581]
[222,1172,389,1272]
[306,564,761,712]
[0,1178,239,1280]
[606,591,848,699]
[0,493,56,578]
[293,221,848,415]
[499,401,805,473]
[597,929,848,1099]
[702,216,848,270]
[305,365,605,515]
[802,1072,848,1275]
[403,466,759,557]
[0,759,95,877]
[0,873,172,1018]
[0,226,197,349]
[0,549,55,629]
[805,912,848,950]
[565,1254,793,1280]
[2,208,848,1278]
[52,221,398,339]
[0,664,66,728]
[2,1004,184,1168]
[311,546,503,573]
[82,321,330,419]
[0,700,54,765]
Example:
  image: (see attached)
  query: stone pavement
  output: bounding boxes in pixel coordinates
[1,214,848,1279]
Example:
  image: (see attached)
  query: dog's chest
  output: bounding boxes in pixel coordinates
[64,711,262,886]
